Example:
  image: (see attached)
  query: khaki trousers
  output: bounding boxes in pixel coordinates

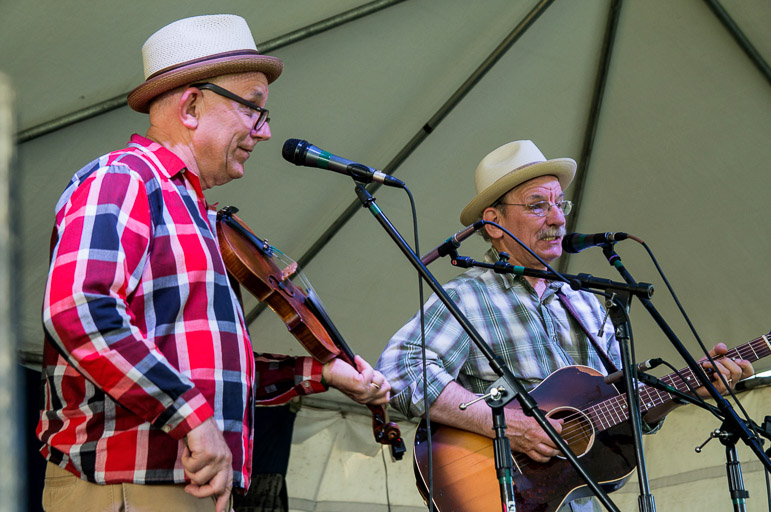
[42,462,231,512]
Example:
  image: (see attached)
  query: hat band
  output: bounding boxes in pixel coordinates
[146,49,264,80]
[510,160,543,173]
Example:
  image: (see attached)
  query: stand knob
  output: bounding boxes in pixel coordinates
[460,386,504,410]
[695,429,721,453]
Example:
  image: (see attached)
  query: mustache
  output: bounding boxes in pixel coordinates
[538,226,566,240]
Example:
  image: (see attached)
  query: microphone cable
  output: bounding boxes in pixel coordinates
[403,184,435,512]
[374,180,434,511]
[485,221,572,285]
[632,239,757,432]
[598,235,765,475]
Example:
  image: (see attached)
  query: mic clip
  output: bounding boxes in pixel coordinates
[604,358,664,384]
[451,255,474,268]
[489,252,513,273]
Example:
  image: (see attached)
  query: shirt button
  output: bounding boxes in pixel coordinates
[302,381,310,388]
[162,425,172,433]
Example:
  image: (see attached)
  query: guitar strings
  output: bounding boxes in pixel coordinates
[510,337,768,473]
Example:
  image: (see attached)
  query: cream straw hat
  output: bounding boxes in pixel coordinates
[460,140,576,226]
[127,14,283,113]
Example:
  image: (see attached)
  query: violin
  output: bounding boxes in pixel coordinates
[216,206,405,460]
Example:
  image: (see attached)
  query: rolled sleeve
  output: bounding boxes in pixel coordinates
[377,289,471,418]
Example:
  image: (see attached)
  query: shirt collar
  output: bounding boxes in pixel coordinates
[483,246,565,297]
[128,134,204,197]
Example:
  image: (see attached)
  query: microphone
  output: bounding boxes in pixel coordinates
[604,358,663,384]
[282,139,405,188]
[562,232,628,254]
[421,221,485,266]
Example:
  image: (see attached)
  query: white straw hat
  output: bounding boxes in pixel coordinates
[127,14,283,113]
[459,140,576,226]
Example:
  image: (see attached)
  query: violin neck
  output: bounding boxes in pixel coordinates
[305,290,357,364]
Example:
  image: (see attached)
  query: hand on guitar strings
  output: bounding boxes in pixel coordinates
[322,355,392,405]
[505,409,565,463]
[697,342,754,396]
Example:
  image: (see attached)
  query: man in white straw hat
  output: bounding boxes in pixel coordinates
[378,140,752,511]
[37,14,390,512]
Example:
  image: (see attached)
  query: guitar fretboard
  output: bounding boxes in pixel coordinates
[586,333,771,431]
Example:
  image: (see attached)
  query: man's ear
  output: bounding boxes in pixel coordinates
[178,88,202,130]
[482,207,504,240]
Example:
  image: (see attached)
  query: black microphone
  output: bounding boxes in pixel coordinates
[562,232,628,254]
[604,358,664,384]
[282,139,405,188]
[421,221,485,266]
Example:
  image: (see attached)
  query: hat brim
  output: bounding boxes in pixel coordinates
[127,52,283,113]
[459,159,576,226]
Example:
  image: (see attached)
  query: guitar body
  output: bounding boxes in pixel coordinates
[413,332,770,511]
[414,365,636,512]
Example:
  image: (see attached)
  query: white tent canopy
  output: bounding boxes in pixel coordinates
[3,0,769,510]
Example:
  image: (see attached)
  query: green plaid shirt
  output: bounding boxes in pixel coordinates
[378,248,621,419]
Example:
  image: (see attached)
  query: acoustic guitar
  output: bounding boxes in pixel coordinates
[414,332,770,512]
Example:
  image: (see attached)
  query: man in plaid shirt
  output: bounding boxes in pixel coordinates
[38,15,390,512]
[377,140,752,512]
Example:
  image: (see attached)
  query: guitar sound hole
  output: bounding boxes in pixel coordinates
[547,407,594,459]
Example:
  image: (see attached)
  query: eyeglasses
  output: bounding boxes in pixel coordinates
[495,200,573,217]
[191,82,270,132]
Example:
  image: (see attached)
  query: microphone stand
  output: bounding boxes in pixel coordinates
[453,254,658,512]
[605,294,656,512]
[352,184,619,512]
[600,244,771,510]
[636,373,771,512]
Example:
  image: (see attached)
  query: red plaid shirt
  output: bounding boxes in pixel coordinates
[38,134,326,491]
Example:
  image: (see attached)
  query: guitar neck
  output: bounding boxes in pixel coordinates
[591,333,770,430]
